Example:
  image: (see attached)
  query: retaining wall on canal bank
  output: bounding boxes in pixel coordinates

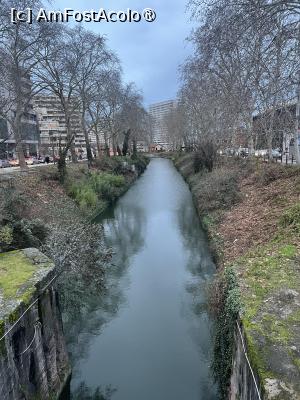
[0,249,71,400]
[230,324,262,400]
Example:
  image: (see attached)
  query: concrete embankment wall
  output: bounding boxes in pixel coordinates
[230,324,262,400]
[0,249,71,400]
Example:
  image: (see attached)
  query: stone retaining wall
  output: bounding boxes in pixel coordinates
[0,249,71,400]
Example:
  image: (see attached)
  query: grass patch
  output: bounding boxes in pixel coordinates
[67,172,126,213]
[235,238,300,388]
[0,251,36,300]
[237,243,297,319]
[279,203,300,233]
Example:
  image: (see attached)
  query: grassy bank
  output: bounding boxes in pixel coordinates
[65,156,148,218]
[174,153,300,399]
[0,155,148,253]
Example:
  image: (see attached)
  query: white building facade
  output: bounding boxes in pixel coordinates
[149,100,177,150]
[0,75,39,159]
[33,95,85,157]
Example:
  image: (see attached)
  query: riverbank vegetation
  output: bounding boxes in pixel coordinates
[66,156,149,216]
[0,155,148,252]
[174,152,300,399]
[0,156,148,321]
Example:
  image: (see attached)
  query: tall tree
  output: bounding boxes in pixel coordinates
[0,0,52,168]
[73,27,115,166]
[36,26,85,181]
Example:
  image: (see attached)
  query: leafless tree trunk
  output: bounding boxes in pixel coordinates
[294,73,300,163]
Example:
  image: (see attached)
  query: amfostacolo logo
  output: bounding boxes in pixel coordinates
[11,8,157,24]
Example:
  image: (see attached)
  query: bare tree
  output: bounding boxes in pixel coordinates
[182,0,300,163]
[163,105,185,151]
[73,27,116,166]
[116,83,148,156]
[36,26,85,181]
[0,0,52,168]
[90,69,124,156]
[87,68,121,157]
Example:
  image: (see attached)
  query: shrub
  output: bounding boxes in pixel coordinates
[194,141,217,173]
[191,168,239,214]
[68,183,98,210]
[39,168,59,182]
[254,163,299,185]
[93,156,123,174]
[279,203,300,233]
[0,225,13,252]
[1,188,29,222]
[174,153,195,179]
[78,187,98,210]
[12,219,48,248]
[130,155,149,173]
[89,172,125,203]
[68,172,125,212]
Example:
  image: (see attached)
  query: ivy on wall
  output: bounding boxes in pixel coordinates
[211,267,242,399]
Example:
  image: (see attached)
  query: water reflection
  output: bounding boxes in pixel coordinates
[72,383,117,400]
[63,158,217,400]
[175,172,217,399]
[104,203,146,269]
[62,203,146,383]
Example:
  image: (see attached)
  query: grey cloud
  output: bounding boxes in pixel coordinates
[53,0,195,106]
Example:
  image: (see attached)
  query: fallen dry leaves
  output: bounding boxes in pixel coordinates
[217,173,300,263]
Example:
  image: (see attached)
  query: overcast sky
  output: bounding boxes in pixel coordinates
[52,0,195,107]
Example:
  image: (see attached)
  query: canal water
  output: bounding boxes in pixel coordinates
[68,158,217,400]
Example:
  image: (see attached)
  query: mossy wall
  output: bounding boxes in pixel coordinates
[0,249,71,400]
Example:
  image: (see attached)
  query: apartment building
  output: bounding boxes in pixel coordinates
[33,95,86,156]
[149,100,177,150]
[0,75,39,159]
[253,100,300,157]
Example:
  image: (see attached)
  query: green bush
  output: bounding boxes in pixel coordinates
[130,155,149,173]
[12,219,48,249]
[0,225,13,252]
[279,203,300,233]
[93,156,123,174]
[68,183,98,210]
[78,187,98,210]
[68,172,126,212]
[89,172,125,203]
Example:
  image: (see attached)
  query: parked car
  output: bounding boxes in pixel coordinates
[32,157,40,164]
[271,149,282,159]
[25,157,34,165]
[0,159,10,168]
[236,147,249,157]
[224,148,236,156]
[254,149,268,157]
[9,158,19,167]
